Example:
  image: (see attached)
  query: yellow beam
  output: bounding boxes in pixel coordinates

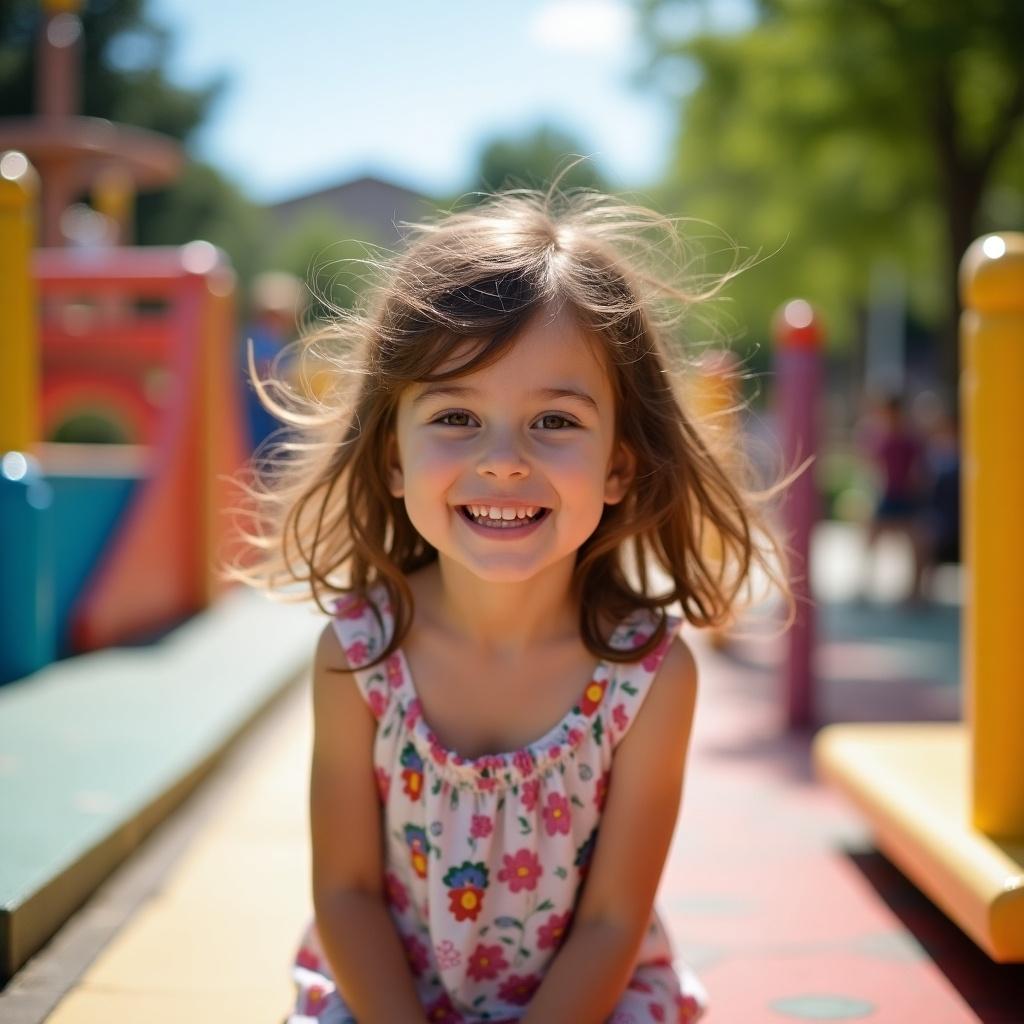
[814,724,1024,962]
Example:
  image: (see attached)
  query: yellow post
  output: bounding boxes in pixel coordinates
[0,151,40,453]
[93,165,135,245]
[960,232,1024,838]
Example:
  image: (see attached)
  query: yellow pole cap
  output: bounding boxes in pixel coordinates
[960,233,1024,315]
[0,152,40,209]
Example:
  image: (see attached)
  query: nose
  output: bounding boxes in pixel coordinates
[475,430,530,480]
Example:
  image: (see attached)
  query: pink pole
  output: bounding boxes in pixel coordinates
[773,299,823,728]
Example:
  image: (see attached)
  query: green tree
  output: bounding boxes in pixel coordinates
[267,209,385,322]
[636,0,1024,404]
[470,123,610,195]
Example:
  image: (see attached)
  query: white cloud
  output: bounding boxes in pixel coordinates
[529,0,635,56]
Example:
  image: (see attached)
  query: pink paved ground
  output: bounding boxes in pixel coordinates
[661,620,1024,1023]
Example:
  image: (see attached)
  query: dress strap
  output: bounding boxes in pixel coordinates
[604,609,684,750]
[328,584,404,722]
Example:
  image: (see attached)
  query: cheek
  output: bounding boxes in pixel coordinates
[401,438,463,495]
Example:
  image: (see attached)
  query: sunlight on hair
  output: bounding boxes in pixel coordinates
[220,183,797,666]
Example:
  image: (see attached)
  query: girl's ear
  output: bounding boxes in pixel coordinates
[386,434,404,498]
[604,441,637,506]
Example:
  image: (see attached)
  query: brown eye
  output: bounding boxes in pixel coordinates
[437,410,474,427]
[537,414,575,430]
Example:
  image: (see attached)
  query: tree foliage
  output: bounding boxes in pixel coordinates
[470,123,610,195]
[636,0,1024,399]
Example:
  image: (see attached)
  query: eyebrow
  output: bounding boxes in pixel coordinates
[411,383,599,413]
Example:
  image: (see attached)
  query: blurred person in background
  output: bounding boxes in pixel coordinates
[855,391,930,603]
[916,406,961,597]
[241,271,305,456]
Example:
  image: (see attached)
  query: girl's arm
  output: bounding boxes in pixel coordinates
[308,622,430,1024]
[521,637,699,1024]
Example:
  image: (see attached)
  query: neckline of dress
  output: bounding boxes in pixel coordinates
[393,640,622,771]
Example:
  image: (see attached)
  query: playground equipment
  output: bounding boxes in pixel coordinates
[774,300,823,728]
[814,232,1024,962]
[0,151,248,682]
[0,0,182,247]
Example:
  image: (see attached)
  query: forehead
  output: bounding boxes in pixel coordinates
[413,308,613,403]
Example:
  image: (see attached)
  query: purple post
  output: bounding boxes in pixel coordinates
[773,299,823,729]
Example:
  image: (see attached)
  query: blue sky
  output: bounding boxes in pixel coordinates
[143,0,691,203]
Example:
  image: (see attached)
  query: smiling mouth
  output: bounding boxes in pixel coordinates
[457,506,550,528]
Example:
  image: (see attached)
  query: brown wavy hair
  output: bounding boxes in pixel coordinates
[225,183,794,666]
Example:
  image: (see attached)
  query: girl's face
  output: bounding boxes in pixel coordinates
[387,308,636,584]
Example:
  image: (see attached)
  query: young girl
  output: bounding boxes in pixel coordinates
[235,186,788,1023]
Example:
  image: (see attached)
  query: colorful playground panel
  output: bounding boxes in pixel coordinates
[1,234,251,684]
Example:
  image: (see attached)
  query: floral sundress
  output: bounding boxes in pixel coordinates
[287,583,708,1023]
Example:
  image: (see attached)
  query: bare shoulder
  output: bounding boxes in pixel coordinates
[624,633,698,756]
[310,619,370,753]
[314,617,349,673]
[309,618,383,899]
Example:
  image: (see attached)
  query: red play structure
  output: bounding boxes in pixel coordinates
[35,243,248,652]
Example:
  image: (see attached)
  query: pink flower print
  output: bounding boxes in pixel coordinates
[434,938,462,970]
[478,775,497,793]
[541,792,571,836]
[384,870,409,912]
[627,977,654,993]
[375,767,391,802]
[334,595,367,619]
[521,777,541,811]
[650,1002,666,1022]
[429,735,449,766]
[404,699,422,730]
[497,848,542,893]
[295,944,321,971]
[498,973,541,1006]
[676,993,703,1022]
[536,910,572,950]
[548,744,561,759]
[344,640,369,666]
[513,748,534,776]
[566,726,584,746]
[612,702,629,734]
[470,814,493,839]
[368,688,387,719]
[386,653,404,688]
[467,941,509,981]
[400,931,430,977]
[580,677,607,715]
[635,632,671,671]
[424,990,464,1023]
[594,770,610,811]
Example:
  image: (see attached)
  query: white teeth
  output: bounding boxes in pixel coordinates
[462,504,544,523]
